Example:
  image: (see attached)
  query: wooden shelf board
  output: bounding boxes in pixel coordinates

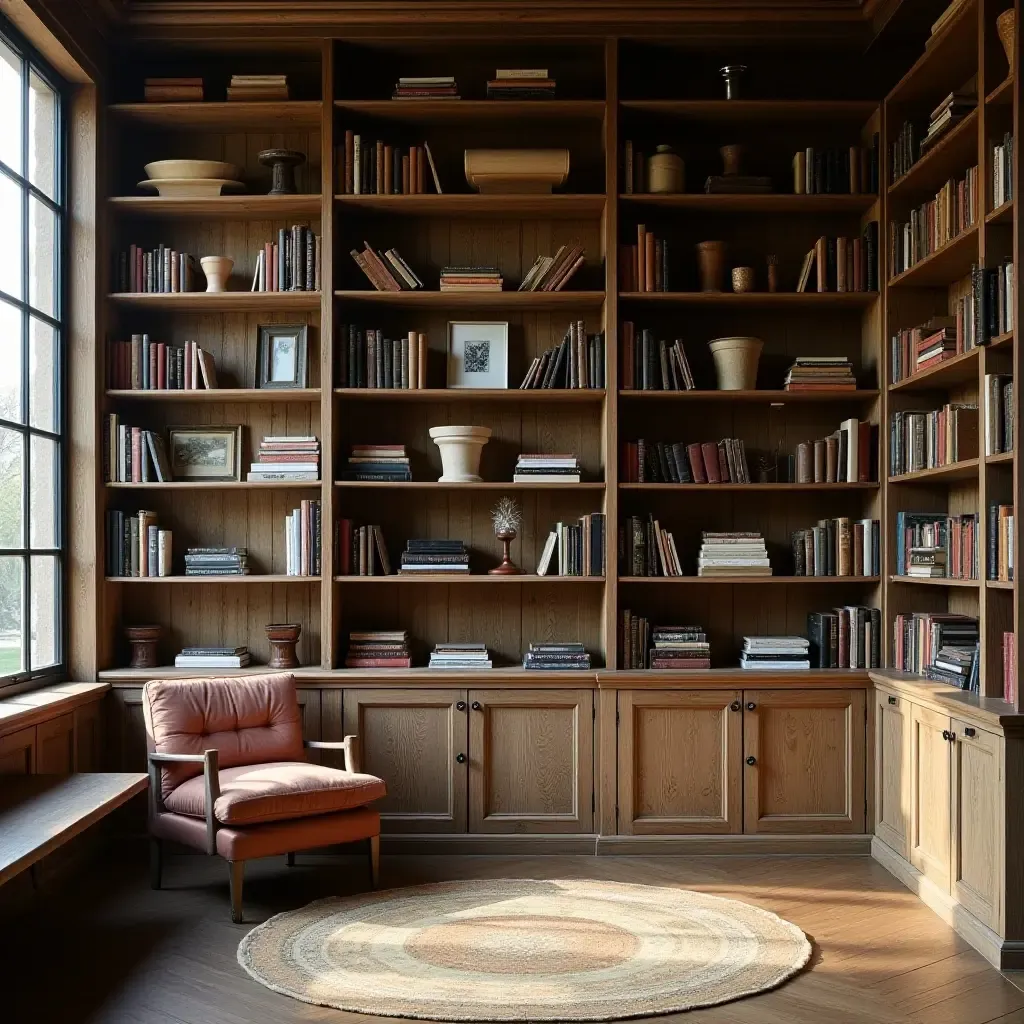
[889,575,980,588]
[888,458,980,484]
[335,194,605,218]
[605,668,872,687]
[868,670,1020,729]
[106,481,321,490]
[618,193,877,214]
[620,482,878,492]
[107,100,324,129]
[888,109,979,202]
[987,579,1015,590]
[335,480,605,491]
[986,451,1015,465]
[985,75,1014,107]
[990,331,1014,350]
[105,575,320,584]
[108,195,323,219]
[108,292,321,312]
[887,226,979,288]
[99,665,602,683]
[99,665,331,681]
[986,200,1014,225]
[619,100,877,122]
[334,574,604,584]
[618,388,879,403]
[334,388,604,403]
[334,290,604,308]
[107,388,321,403]
[335,99,607,122]
[619,576,881,585]
[619,291,877,307]
[888,347,980,392]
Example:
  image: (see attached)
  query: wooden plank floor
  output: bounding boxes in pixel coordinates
[2,850,1023,1023]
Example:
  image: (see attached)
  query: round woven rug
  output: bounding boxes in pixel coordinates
[237,878,811,1021]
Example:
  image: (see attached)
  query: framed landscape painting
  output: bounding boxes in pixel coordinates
[168,426,242,481]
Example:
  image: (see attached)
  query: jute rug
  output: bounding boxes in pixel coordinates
[237,878,811,1020]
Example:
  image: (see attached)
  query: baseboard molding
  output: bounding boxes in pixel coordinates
[870,837,1021,969]
[597,834,872,856]
[380,834,600,856]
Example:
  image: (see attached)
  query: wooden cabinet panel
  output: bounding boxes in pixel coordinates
[909,703,952,892]
[951,719,1003,931]
[110,688,147,771]
[875,687,912,858]
[468,689,593,834]
[36,712,75,774]
[617,689,741,835]
[343,688,468,833]
[742,689,866,834]
[74,701,104,771]
[0,727,36,774]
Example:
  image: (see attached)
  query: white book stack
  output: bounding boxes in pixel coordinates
[740,636,810,670]
[697,532,771,577]
[428,643,492,670]
[248,436,320,482]
[513,453,580,483]
[174,645,251,669]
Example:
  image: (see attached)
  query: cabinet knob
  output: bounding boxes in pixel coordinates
[887,696,897,705]
[949,731,957,743]
[456,753,466,764]
[471,701,482,711]
[456,701,467,711]
[942,730,950,741]
[964,727,976,738]
[746,756,757,766]
[746,702,756,711]
[730,701,741,712]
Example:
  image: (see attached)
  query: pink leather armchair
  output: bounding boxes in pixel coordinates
[143,672,386,922]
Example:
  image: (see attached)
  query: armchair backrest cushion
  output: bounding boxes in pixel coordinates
[143,673,305,800]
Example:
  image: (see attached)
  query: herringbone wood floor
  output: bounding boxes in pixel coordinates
[3,850,1024,1023]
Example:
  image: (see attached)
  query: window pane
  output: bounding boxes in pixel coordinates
[0,426,23,548]
[0,555,23,677]
[28,315,55,432]
[28,71,56,199]
[0,173,23,299]
[29,194,56,316]
[0,300,21,424]
[30,554,57,669]
[0,41,21,177]
[29,434,56,548]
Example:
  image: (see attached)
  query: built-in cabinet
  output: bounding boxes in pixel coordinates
[0,693,107,775]
[874,688,911,858]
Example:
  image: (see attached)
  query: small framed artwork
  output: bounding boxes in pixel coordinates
[447,321,509,389]
[167,425,242,481]
[256,324,309,389]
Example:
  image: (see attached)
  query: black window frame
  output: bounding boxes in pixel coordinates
[0,14,68,693]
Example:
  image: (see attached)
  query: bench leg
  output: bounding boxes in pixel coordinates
[150,838,163,890]
[286,852,295,867]
[368,834,380,889]
[229,861,245,923]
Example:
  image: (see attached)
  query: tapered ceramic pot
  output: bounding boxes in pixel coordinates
[200,256,233,293]
[429,425,492,482]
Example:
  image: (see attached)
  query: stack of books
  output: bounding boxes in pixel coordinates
[486,69,555,99]
[144,77,203,102]
[921,89,976,151]
[392,76,458,101]
[987,504,1015,582]
[103,417,172,483]
[351,242,423,292]
[619,438,749,484]
[535,513,606,577]
[784,356,857,391]
[285,500,322,576]
[697,532,771,577]
[893,612,978,676]
[342,444,411,482]
[619,226,670,292]
[621,325,695,391]
[519,322,604,389]
[705,172,772,195]
[106,509,171,577]
[649,625,711,670]
[992,131,1014,209]
[896,511,979,580]
[927,643,980,691]
[338,326,429,389]
[248,436,320,483]
[792,517,881,577]
[984,374,1014,455]
[890,404,978,475]
[399,539,469,574]
[227,74,287,101]
[338,132,441,195]
[251,227,321,292]
[336,520,391,576]
[344,631,411,668]
[890,316,960,383]
[740,636,810,670]
[1004,632,1017,704]
[514,453,580,483]
[808,608,882,669]
[117,245,197,293]
[619,514,682,577]
[519,245,585,292]
[523,642,591,671]
[439,266,502,292]
[184,546,248,577]
[429,643,492,669]
[107,337,217,391]
[175,646,251,669]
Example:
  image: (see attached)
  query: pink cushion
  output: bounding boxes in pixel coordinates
[164,761,387,825]
[143,674,305,801]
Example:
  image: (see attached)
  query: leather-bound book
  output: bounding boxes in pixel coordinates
[796,441,813,483]
[813,438,826,482]
[687,443,707,483]
[701,442,721,482]
[636,225,647,292]
[645,231,657,293]
[825,435,839,482]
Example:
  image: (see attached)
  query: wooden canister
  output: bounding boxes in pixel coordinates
[647,145,685,194]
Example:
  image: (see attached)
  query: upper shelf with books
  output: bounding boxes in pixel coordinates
[334,290,605,310]
[109,292,322,312]
[889,346,980,393]
[618,389,880,404]
[335,388,605,404]
[107,388,322,404]
[888,226,979,288]
[108,195,323,219]
[334,100,606,123]
[107,101,324,130]
[335,194,606,219]
[887,109,979,204]
[618,194,877,215]
[619,292,877,309]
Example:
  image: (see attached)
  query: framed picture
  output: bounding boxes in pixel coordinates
[256,324,309,389]
[168,425,242,481]
[447,321,509,389]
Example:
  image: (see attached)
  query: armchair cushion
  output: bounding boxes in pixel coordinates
[163,761,387,825]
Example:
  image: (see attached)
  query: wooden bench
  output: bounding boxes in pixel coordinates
[0,773,147,887]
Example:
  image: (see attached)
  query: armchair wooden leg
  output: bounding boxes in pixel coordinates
[150,838,163,890]
[286,852,296,867]
[228,861,245,923]
[369,834,380,889]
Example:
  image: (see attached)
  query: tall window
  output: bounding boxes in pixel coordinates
[0,19,65,689]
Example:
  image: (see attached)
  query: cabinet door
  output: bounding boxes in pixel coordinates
[74,701,104,771]
[617,689,742,835]
[468,690,593,834]
[743,689,866,834]
[36,712,75,773]
[951,719,1003,931]
[110,688,147,771]
[909,703,952,892]
[0,727,36,774]
[344,689,468,833]
[874,687,912,858]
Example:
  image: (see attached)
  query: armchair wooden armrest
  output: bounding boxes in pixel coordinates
[148,749,220,855]
[304,734,360,773]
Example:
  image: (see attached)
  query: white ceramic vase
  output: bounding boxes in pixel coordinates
[708,336,763,390]
[200,256,233,293]
[429,425,492,482]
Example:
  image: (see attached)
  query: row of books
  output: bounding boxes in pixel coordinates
[519,323,605,389]
[895,511,979,580]
[105,510,171,577]
[514,453,580,483]
[345,631,410,669]
[523,643,590,671]
[894,612,979,679]
[889,315,965,385]
[618,515,683,577]
[699,532,769,578]
[486,69,555,99]
[116,246,197,294]
[535,514,606,577]
[106,336,218,391]
[620,438,751,485]
[741,636,807,670]
[992,132,1014,209]
[808,608,882,669]
[248,436,320,483]
[350,241,423,291]
[889,167,978,277]
[792,518,881,578]
[977,261,1015,339]
[341,444,411,481]
[337,132,441,195]
[185,546,248,577]
[619,226,670,292]
[791,143,879,195]
[621,326,695,391]
[104,418,172,483]
[249,227,321,292]
[336,520,390,576]
[794,419,873,484]
[175,646,251,669]
[985,373,1014,456]
[285,500,322,576]
[337,327,429,389]
[987,504,1015,583]
[440,266,502,291]
[889,404,978,476]
[518,244,586,292]
[795,228,878,293]
[620,614,710,670]
[784,356,857,391]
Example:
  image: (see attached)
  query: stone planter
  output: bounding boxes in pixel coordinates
[200,256,233,293]
[429,425,492,482]
[708,336,763,390]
